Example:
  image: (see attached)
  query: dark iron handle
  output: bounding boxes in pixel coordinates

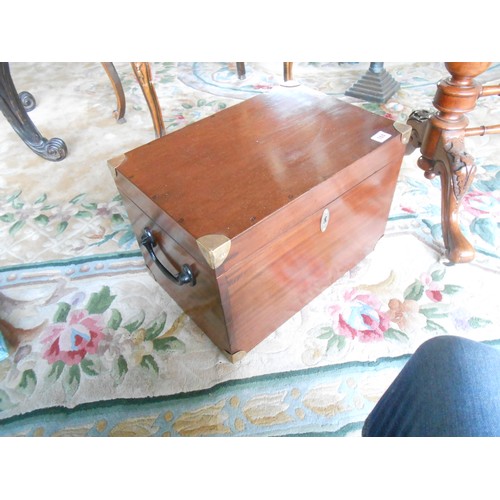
[140,227,196,286]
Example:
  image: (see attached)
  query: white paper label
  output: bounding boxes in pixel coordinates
[371,131,392,143]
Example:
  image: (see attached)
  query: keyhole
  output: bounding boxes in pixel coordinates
[320,208,330,232]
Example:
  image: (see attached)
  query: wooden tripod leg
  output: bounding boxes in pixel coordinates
[407,111,477,262]
[407,62,494,263]
[418,132,476,264]
[432,134,477,263]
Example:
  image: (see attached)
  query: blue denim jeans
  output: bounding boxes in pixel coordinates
[362,335,500,436]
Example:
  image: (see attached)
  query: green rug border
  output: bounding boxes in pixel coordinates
[0,353,412,428]
[3,338,500,430]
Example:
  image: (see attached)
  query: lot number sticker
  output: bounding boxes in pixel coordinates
[371,131,392,143]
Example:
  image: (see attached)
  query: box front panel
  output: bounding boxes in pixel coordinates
[219,136,404,274]
[218,156,402,354]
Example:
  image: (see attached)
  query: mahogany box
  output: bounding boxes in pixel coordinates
[109,87,409,361]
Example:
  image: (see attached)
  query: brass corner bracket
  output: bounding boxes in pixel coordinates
[196,234,231,270]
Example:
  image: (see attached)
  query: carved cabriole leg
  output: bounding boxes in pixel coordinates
[0,62,67,161]
[131,62,165,138]
[429,133,477,263]
[101,62,126,123]
[407,110,477,263]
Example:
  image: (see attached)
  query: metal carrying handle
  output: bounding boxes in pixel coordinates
[140,227,196,286]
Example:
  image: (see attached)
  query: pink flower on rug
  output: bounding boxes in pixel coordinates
[420,272,444,302]
[329,290,390,342]
[42,310,105,365]
[401,206,416,214]
[462,190,500,218]
[253,83,273,90]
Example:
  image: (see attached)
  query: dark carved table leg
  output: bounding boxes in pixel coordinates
[131,62,165,138]
[407,62,500,263]
[19,90,36,111]
[0,62,67,161]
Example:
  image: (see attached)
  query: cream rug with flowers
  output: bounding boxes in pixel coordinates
[0,62,499,436]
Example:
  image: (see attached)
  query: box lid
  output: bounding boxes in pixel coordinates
[111,86,407,275]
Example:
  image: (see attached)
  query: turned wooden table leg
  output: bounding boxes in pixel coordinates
[0,62,67,161]
[102,62,126,123]
[131,62,165,138]
[407,62,498,263]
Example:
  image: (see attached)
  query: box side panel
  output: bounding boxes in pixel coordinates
[218,155,402,354]
[114,171,206,265]
[119,196,232,353]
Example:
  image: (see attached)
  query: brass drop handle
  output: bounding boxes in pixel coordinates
[140,227,196,286]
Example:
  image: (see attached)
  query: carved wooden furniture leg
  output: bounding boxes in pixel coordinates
[407,62,500,263]
[101,62,126,123]
[0,62,67,161]
[131,62,165,138]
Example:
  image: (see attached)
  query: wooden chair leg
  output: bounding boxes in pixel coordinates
[131,62,165,138]
[101,62,126,123]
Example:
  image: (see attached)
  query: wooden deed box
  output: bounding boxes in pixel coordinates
[110,87,408,361]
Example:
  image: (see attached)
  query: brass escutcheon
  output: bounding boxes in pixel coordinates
[320,208,330,232]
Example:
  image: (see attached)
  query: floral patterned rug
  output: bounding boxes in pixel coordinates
[0,62,499,436]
